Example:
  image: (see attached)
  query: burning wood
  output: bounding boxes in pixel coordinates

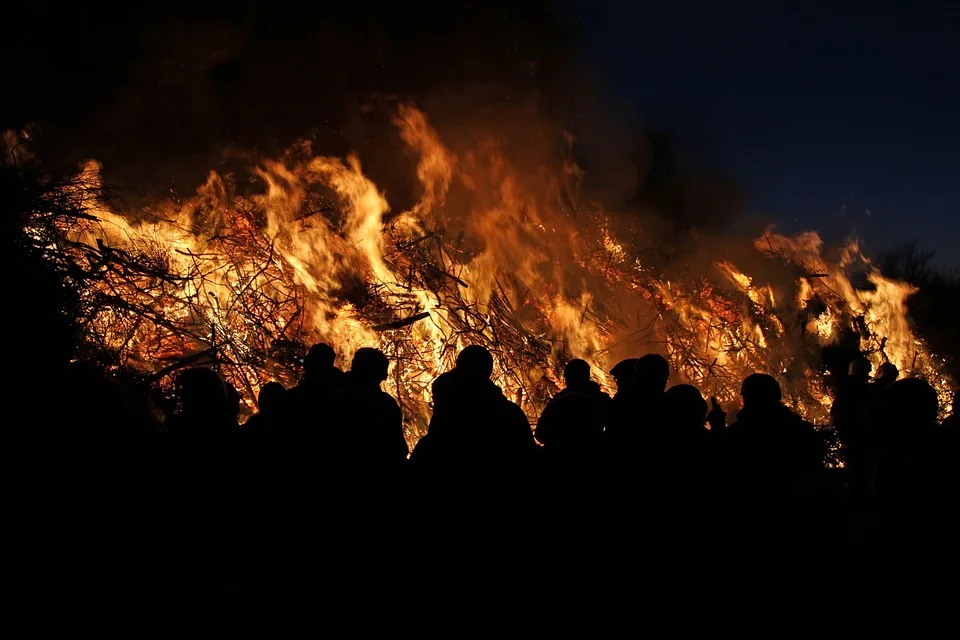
[31,106,954,446]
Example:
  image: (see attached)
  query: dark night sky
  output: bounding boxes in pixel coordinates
[562,0,960,264]
[4,1,958,264]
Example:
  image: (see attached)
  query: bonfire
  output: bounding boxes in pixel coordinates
[25,105,952,447]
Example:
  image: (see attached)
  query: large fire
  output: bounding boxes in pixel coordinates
[44,106,951,445]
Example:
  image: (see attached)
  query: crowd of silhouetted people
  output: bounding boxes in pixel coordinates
[31,344,960,638]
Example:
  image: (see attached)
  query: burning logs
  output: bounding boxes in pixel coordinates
[19,106,953,448]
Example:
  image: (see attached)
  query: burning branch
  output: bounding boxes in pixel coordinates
[19,105,951,446]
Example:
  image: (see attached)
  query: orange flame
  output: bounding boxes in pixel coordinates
[55,106,952,444]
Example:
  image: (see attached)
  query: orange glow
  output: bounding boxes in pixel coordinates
[55,106,953,444]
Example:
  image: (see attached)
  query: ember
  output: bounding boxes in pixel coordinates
[41,106,952,446]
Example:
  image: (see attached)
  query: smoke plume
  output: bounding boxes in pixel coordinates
[5,1,744,252]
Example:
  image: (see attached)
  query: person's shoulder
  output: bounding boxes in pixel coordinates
[431,370,457,393]
[503,398,528,420]
[785,408,816,431]
[434,369,456,384]
[552,387,586,401]
[585,380,609,396]
[378,390,400,408]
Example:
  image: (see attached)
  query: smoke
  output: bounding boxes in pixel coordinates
[5,1,745,249]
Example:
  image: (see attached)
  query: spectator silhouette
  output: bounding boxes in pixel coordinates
[165,367,236,447]
[873,377,940,508]
[832,356,872,442]
[246,382,287,429]
[714,374,825,634]
[832,356,874,503]
[868,378,954,633]
[604,353,670,466]
[866,362,900,430]
[332,347,407,465]
[284,342,345,470]
[243,381,288,467]
[321,348,408,637]
[412,345,535,471]
[726,373,825,476]
[410,346,538,637]
[873,362,900,389]
[663,384,715,466]
[161,367,239,634]
[287,343,344,425]
[535,359,609,461]
[657,383,723,518]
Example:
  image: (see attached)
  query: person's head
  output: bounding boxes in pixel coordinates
[611,354,669,395]
[455,345,494,383]
[351,348,390,386]
[636,353,670,393]
[563,359,591,387]
[610,358,639,391]
[848,356,873,383]
[740,373,782,411]
[257,381,287,414]
[875,362,899,387]
[303,343,337,374]
[665,384,708,427]
[175,367,227,415]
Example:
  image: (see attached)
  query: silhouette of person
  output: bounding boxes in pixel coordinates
[603,353,670,466]
[535,359,610,460]
[250,381,287,425]
[873,362,900,389]
[727,373,825,475]
[300,343,345,391]
[832,356,872,439]
[287,342,345,424]
[161,367,238,633]
[867,377,954,634]
[716,374,825,634]
[409,347,537,637]
[412,345,535,470]
[283,342,346,470]
[243,381,288,462]
[657,383,723,516]
[165,367,236,445]
[663,384,714,462]
[319,348,408,637]
[832,356,875,503]
[332,347,407,465]
[873,377,940,507]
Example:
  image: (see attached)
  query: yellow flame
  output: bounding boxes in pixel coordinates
[55,107,953,445]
